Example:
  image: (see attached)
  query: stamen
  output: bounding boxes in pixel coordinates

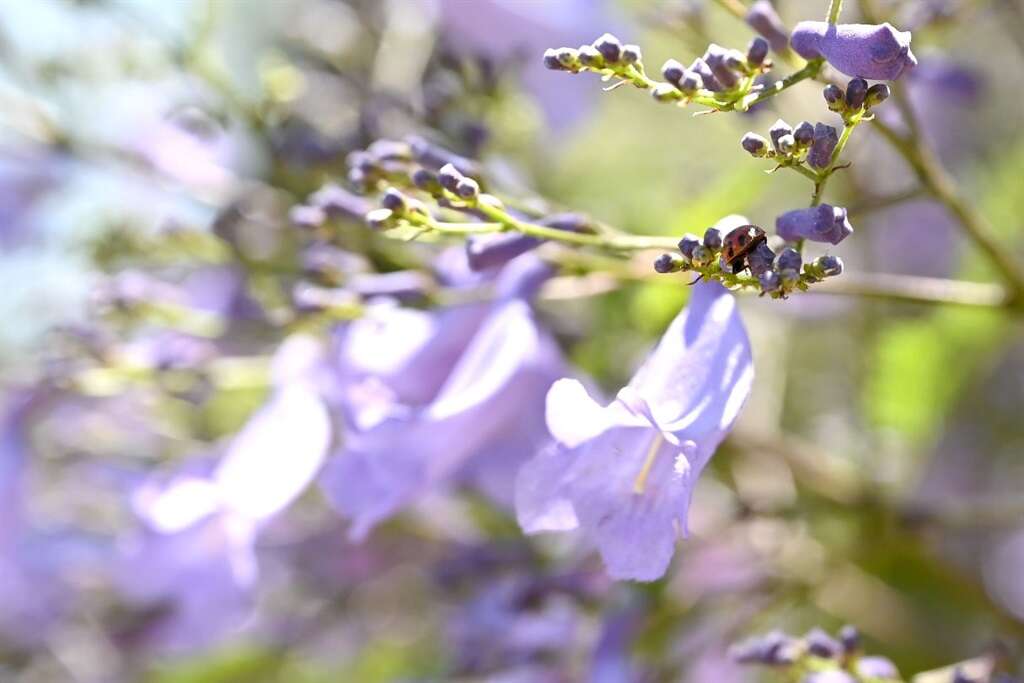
[632,432,665,495]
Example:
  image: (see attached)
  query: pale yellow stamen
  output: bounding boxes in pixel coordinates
[632,433,664,495]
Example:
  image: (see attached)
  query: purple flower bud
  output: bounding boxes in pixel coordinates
[807,123,839,169]
[556,47,580,70]
[804,628,841,658]
[777,133,796,154]
[704,44,740,89]
[455,176,480,200]
[578,44,604,68]
[621,44,642,65]
[678,234,701,259]
[845,77,869,109]
[310,183,373,220]
[438,163,462,193]
[730,630,798,665]
[793,121,814,146]
[823,83,845,111]
[691,244,713,266]
[365,208,395,231]
[466,233,541,271]
[689,58,722,91]
[747,242,776,276]
[855,656,900,680]
[411,167,442,194]
[865,82,891,106]
[790,22,918,80]
[380,188,407,212]
[703,227,723,250]
[741,132,769,157]
[746,37,770,67]
[817,254,844,276]
[654,253,685,273]
[745,0,790,54]
[758,270,780,292]
[662,59,685,85]
[678,70,703,94]
[839,624,860,652]
[543,48,563,71]
[406,136,480,177]
[593,33,622,64]
[775,247,802,272]
[776,204,852,244]
[346,150,375,173]
[367,139,412,162]
[769,119,793,152]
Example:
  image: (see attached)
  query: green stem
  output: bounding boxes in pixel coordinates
[811,117,859,206]
[827,0,844,23]
[745,59,824,109]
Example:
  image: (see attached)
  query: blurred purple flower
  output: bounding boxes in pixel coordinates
[516,282,754,581]
[321,257,567,539]
[438,0,615,130]
[746,0,790,55]
[118,336,331,651]
[790,22,917,80]
[776,204,853,245]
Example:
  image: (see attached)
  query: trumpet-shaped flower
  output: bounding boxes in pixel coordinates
[790,22,917,80]
[515,282,754,581]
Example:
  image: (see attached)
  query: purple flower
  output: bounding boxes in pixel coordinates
[776,204,853,245]
[322,256,568,539]
[855,656,901,680]
[790,22,917,80]
[119,336,332,651]
[515,282,754,581]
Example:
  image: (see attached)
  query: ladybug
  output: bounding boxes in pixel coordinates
[720,225,767,274]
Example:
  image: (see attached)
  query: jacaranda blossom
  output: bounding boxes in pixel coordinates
[776,204,853,245]
[790,22,917,80]
[322,255,567,540]
[515,281,754,581]
[118,335,331,651]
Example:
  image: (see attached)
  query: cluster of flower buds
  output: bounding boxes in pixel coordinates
[342,135,481,195]
[543,33,644,83]
[652,37,772,103]
[730,625,904,682]
[741,118,841,170]
[823,79,891,121]
[653,221,843,297]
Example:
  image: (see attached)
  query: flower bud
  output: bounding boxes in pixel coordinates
[578,44,604,68]
[747,242,776,276]
[804,628,841,658]
[793,120,814,146]
[661,58,685,85]
[746,37,769,67]
[367,139,411,162]
[621,44,642,64]
[454,176,480,200]
[758,269,781,292]
[817,254,844,276]
[438,163,462,192]
[855,657,900,681]
[703,227,723,250]
[678,234,701,259]
[704,44,740,89]
[823,83,845,111]
[652,83,680,102]
[594,33,622,64]
[845,77,869,109]
[691,244,714,266]
[543,48,563,71]
[380,188,407,212]
[556,47,579,70]
[678,70,703,94]
[365,208,395,231]
[741,132,769,157]
[411,167,442,194]
[289,204,326,230]
[769,119,793,153]
[865,82,891,107]
[654,252,686,273]
[839,625,860,653]
[777,133,796,154]
[807,123,839,169]
[775,247,802,272]
[346,150,376,173]
[689,58,721,91]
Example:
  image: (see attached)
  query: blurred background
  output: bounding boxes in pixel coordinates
[2,0,1024,681]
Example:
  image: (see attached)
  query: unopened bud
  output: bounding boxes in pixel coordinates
[823,84,845,111]
[654,252,686,273]
[845,78,868,110]
[793,120,814,146]
[741,132,769,157]
[621,44,642,64]
[578,44,604,68]
[594,33,622,64]
[746,36,769,67]
[661,58,685,85]
[703,227,723,250]
[865,82,890,107]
